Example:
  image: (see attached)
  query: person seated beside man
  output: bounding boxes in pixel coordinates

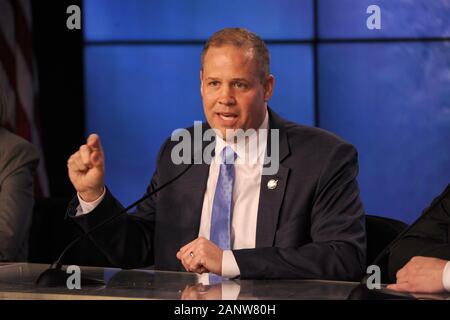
[0,91,39,261]
[388,184,450,293]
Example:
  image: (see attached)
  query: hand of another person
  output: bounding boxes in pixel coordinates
[67,133,105,202]
[176,237,223,275]
[387,256,447,293]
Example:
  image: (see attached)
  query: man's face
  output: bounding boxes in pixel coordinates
[200,45,274,139]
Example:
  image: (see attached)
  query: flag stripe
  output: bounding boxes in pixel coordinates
[0,29,16,89]
[0,27,32,140]
[15,48,34,130]
[15,97,31,140]
[0,0,50,196]
[18,0,32,30]
[0,62,16,128]
[0,0,15,51]
[12,0,33,74]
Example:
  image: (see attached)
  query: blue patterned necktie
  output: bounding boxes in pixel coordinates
[209,146,236,284]
[210,146,236,250]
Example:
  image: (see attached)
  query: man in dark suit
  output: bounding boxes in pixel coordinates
[66,28,366,280]
[0,90,39,261]
[387,184,450,293]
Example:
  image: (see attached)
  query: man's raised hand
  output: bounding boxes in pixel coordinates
[67,133,105,202]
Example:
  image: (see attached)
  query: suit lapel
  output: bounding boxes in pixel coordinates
[256,109,291,247]
[177,113,291,247]
[181,122,215,243]
[182,162,210,243]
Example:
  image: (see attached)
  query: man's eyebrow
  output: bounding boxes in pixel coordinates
[231,78,249,82]
[205,77,251,82]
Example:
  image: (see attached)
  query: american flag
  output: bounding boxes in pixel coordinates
[0,0,49,196]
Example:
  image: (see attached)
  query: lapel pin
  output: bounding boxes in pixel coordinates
[267,179,278,190]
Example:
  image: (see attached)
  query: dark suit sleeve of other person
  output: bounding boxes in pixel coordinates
[0,129,39,261]
[388,185,450,281]
[66,139,172,269]
[233,126,366,281]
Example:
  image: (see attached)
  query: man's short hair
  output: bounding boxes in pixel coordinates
[201,28,271,83]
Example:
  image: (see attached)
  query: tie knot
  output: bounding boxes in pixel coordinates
[221,146,236,164]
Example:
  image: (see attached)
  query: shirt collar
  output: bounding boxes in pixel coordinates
[214,110,268,164]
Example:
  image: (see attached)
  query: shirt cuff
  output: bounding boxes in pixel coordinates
[221,250,240,279]
[443,261,450,292]
[195,274,240,299]
[75,187,106,216]
[221,280,241,300]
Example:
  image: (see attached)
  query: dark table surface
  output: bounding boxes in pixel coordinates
[0,263,448,300]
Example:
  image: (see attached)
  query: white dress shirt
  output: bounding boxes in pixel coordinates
[198,111,268,278]
[76,111,268,279]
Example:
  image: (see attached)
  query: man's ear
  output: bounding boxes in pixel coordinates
[264,74,275,101]
[200,70,204,96]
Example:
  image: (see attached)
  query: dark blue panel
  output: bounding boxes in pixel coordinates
[319,0,450,39]
[269,44,314,126]
[319,43,450,223]
[84,0,313,41]
[84,45,205,205]
[85,44,314,204]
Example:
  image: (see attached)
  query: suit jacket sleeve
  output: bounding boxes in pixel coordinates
[67,139,170,269]
[0,140,39,261]
[388,185,450,281]
[233,143,366,280]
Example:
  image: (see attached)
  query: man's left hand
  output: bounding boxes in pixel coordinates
[387,256,447,293]
[176,237,223,275]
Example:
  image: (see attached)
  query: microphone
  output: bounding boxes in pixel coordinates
[36,163,193,287]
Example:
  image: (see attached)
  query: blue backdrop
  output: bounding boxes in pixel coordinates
[83,0,450,223]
